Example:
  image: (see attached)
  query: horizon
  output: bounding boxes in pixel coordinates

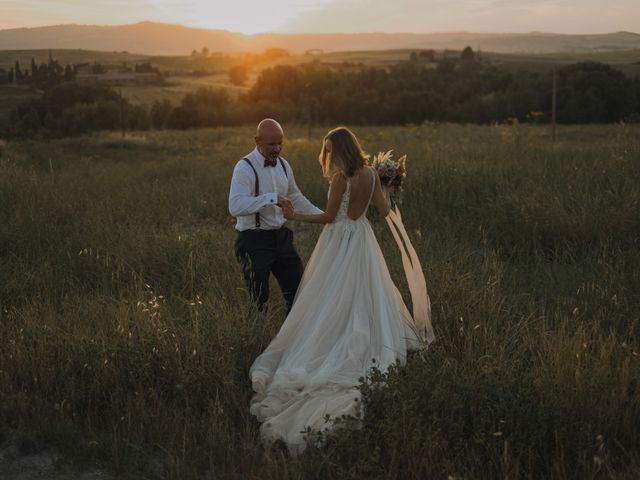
[1,20,639,37]
[3,0,640,35]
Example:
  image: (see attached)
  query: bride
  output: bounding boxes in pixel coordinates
[249,126,426,454]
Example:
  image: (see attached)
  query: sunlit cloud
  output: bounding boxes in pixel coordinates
[1,0,639,33]
[179,0,337,34]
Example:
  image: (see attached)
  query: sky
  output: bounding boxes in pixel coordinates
[2,0,640,34]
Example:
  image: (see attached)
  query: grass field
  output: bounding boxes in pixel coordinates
[484,50,640,76]
[1,123,639,478]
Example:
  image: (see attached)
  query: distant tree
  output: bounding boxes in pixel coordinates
[201,47,209,57]
[150,99,173,129]
[555,61,632,123]
[64,64,74,81]
[229,65,248,86]
[191,49,198,57]
[437,58,455,74]
[264,48,288,59]
[31,57,38,80]
[91,63,106,74]
[409,51,418,62]
[135,63,158,73]
[22,107,42,133]
[38,63,48,79]
[7,68,14,84]
[419,49,435,62]
[461,46,475,61]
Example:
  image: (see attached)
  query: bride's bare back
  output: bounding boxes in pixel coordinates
[345,167,373,220]
[345,166,389,220]
[285,165,389,225]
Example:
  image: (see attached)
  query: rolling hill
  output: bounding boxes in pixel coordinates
[1,22,639,55]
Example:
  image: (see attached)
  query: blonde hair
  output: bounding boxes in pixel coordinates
[319,127,369,178]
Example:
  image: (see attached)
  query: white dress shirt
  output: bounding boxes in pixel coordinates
[229,147,323,231]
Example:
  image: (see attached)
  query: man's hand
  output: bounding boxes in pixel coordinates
[282,203,296,220]
[277,195,293,211]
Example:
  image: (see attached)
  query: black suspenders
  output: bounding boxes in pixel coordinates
[242,157,288,229]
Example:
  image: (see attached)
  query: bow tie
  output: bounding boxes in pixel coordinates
[264,158,277,168]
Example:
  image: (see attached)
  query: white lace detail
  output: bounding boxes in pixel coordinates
[335,180,351,221]
[336,178,351,220]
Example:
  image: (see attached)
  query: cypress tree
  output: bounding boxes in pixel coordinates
[15,60,22,81]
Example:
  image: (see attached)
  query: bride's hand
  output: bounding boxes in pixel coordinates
[383,185,395,202]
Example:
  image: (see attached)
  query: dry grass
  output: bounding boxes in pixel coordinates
[1,123,639,479]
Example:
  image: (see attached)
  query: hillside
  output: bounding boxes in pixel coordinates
[1,22,640,55]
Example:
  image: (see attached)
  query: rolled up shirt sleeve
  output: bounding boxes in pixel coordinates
[286,164,323,215]
[229,162,278,217]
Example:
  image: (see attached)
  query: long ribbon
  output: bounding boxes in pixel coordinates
[385,206,435,344]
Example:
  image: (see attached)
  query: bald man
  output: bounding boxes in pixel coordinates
[229,119,322,313]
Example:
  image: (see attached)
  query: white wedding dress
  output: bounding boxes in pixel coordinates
[249,168,423,454]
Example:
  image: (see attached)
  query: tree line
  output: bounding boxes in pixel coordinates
[1,56,74,89]
[4,57,640,138]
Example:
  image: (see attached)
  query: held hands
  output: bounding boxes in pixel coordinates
[277,195,296,220]
[282,202,296,220]
[277,195,292,210]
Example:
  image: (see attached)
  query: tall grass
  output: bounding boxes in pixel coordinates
[1,124,639,478]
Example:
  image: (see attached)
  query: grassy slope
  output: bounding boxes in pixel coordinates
[0,124,639,478]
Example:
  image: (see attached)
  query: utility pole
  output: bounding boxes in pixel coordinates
[119,87,125,138]
[551,69,557,144]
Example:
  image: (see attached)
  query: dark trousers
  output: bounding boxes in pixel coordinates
[234,227,304,313]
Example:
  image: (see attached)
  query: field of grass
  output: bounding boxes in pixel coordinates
[484,49,640,76]
[1,123,639,478]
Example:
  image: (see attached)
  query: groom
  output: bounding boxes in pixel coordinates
[229,119,322,313]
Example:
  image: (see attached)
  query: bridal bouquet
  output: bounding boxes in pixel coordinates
[370,150,407,203]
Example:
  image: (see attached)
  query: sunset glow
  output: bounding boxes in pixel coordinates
[1,0,639,34]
